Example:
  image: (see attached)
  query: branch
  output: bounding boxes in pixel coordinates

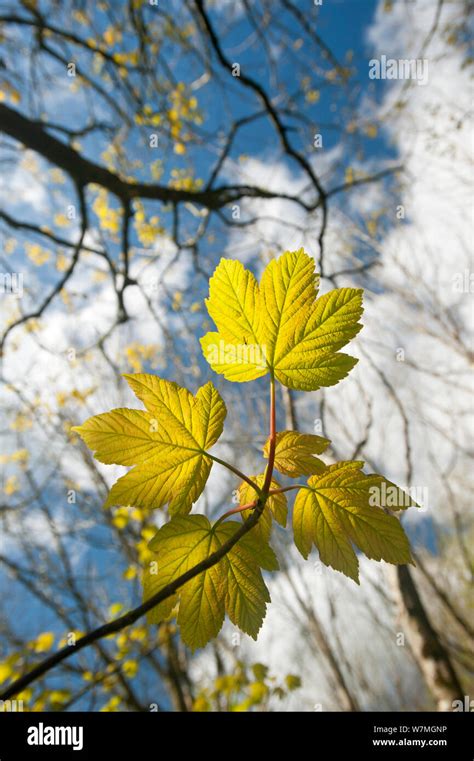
[0,103,312,211]
[326,165,403,199]
[279,0,348,82]
[0,497,267,701]
[0,12,145,73]
[262,375,277,495]
[192,0,328,259]
[208,453,262,493]
[0,182,88,355]
[0,209,104,256]
[0,350,281,700]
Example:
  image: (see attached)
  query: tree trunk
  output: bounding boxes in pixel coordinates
[390,564,464,711]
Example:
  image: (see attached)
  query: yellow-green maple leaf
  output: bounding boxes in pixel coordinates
[143,515,278,648]
[272,286,363,391]
[293,461,416,583]
[201,258,266,382]
[206,258,261,344]
[200,249,363,391]
[258,250,319,367]
[263,430,330,477]
[218,522,276,639]
[200,332,268,382]
[73,374,226,514]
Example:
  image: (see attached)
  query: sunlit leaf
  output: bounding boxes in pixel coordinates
[201,249,363,391]
[293,461,416,583]
[73,375,226,514]
[263,430,330,477]
[143,515,277,648]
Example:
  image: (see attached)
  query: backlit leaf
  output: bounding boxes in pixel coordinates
[293,461,415,583]
[201,249,363,391]
[143,515,277,648]
[263,430,330,477]
[73,375,226,514]
[258,249,319,367]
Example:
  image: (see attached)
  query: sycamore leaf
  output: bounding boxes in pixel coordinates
[263,430,330,477]
[145,515,225,648]
[272,287,363,391]
[194,381,227,449]
[258,249,319,367]
[238,474,287,544]
[293,461,415,583]
[143,515,278,648]
[217,522,276,639]
[206,258,261,344]
[200,332,268,382]
[201,249,363,391]
[201,258,266,382]
[73,375,226,515]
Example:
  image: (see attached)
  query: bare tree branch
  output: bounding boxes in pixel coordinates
[0,496,267,700]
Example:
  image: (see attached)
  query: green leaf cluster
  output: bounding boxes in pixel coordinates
[74,249,418,650]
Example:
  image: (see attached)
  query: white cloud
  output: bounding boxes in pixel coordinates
[0,151,48,215]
